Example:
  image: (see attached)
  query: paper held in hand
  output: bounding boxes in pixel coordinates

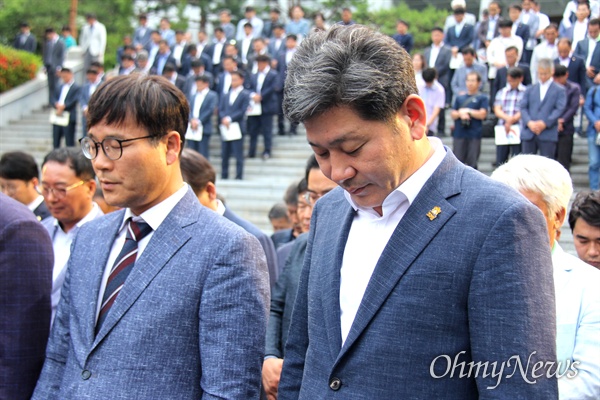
[494,124,521,145]
[186,123,203,142]
[49,110,70,127]
[247,100,262,116]
[219,122,242,141]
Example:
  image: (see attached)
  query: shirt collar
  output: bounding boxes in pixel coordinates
[119,183,188,233]
[53,202,102,233]
[343,137,447,217]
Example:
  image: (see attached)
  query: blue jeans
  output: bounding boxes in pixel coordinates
[589,132,600,190]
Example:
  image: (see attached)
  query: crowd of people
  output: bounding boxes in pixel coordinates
[408,0,600,190]
[2,3,600,400]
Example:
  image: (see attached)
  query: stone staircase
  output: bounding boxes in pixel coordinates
[0,106,591,256]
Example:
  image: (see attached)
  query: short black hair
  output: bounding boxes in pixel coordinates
[0,151,39,181]
[297,178,308,194]
[432,27,444,34]
[180,148,215,196]
[268,203,289,220]
[191,59,205,68]
[569,190,600,230]
[498,18,513,29]
[422,67,437,83]
[42,147,95,181]
[284,180,300,206]
[507,67,524,79]
[87,74,189,150]
[461,47,476,56]
[553,64,568,78]
[195,75,211,84]
[256,54,271,63]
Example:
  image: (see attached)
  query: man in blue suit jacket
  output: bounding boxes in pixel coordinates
[187,75,218,159]
[32,74,269,399]
[445,8,475,53]
[574,18,600,89]
[556,38,588,95]
[247,55,279,159]
[520,58,567,158]
[219,71,250,180]
[0,193,53,400]
[277,25,558,399]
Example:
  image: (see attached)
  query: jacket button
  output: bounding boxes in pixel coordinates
[81,370,91,380]
[329,377,341,391]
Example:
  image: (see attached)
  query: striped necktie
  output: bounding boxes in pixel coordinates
[96,218,152,333]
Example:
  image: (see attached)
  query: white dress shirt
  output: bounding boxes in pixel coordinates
[222,72,232,94]
[49,203,103,322]
[573,20,589,47]
[95,184,188,321]
[27,195,44,213]
[212,41,225,65]
[339,137,447,344]
[586,37,597,67]
[428,43,443,68]
[229,85,242,105]
[192,88,209,119]
[539,78,553,102]
[58,80,74,105]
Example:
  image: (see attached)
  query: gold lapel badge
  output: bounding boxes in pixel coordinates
[427,206,441,221]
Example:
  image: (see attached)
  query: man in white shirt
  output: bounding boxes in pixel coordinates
[79,13,107,72]
[564,2,590,46]
[492,155,600,400]
[236,6,264,41]
[32,74,269,399]
[277,24,558,399]
[487,19,523,79]
[39,148,103,322]
[530,23,559,84]
[0,151,50,221]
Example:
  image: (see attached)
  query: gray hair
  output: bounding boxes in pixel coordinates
[490,155,573,217]
[283,24,418,124]
[537,58,554,72]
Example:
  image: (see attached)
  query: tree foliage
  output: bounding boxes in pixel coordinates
[0,0,134,68]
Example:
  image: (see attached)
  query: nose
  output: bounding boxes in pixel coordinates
[588,242,600,257]
[91,146,113,171]
[328,155,355,185]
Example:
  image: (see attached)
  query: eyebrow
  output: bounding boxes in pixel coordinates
[307,132,363,148]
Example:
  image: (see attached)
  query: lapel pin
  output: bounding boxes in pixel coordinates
[426,206,441,221]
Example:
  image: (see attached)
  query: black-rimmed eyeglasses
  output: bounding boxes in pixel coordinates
[79,136,153,160]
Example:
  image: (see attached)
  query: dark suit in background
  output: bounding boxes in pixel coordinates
[392,33,414,53]
[187,88,218,159]
[424,45,452,134]
[247,68,279,158]
[34,201,51,221]
[475,19,499,49]
[43,37,66,106]
[266,233,308,359]
[446,24,475,52]
[0,193,53,400]
[574,37,600,88]
[555,55,588,95]
[219,87,250,179]
[556,80,581,171]
[520,81,567,158]
[52,81,81,148]
[223,207,279,289]
[13,32,37,53]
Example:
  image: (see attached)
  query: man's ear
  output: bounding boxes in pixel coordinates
[165,131,182,165]
[401,94,427,140]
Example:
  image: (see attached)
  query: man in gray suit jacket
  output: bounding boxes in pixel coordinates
[32,74,270,399]
[424,27,453,134]
[43,28,65,107]
[277,24,558,399]
[520,58,567,158]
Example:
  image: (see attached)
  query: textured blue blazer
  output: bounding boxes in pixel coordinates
[32,188,270,399]
[520,81,567,142]
[278,150,559,399]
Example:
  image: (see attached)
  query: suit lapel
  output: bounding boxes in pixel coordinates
[336,152,462,362]
[80,211,124,353]
[92,191,196,348]
[320,202,355,361]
